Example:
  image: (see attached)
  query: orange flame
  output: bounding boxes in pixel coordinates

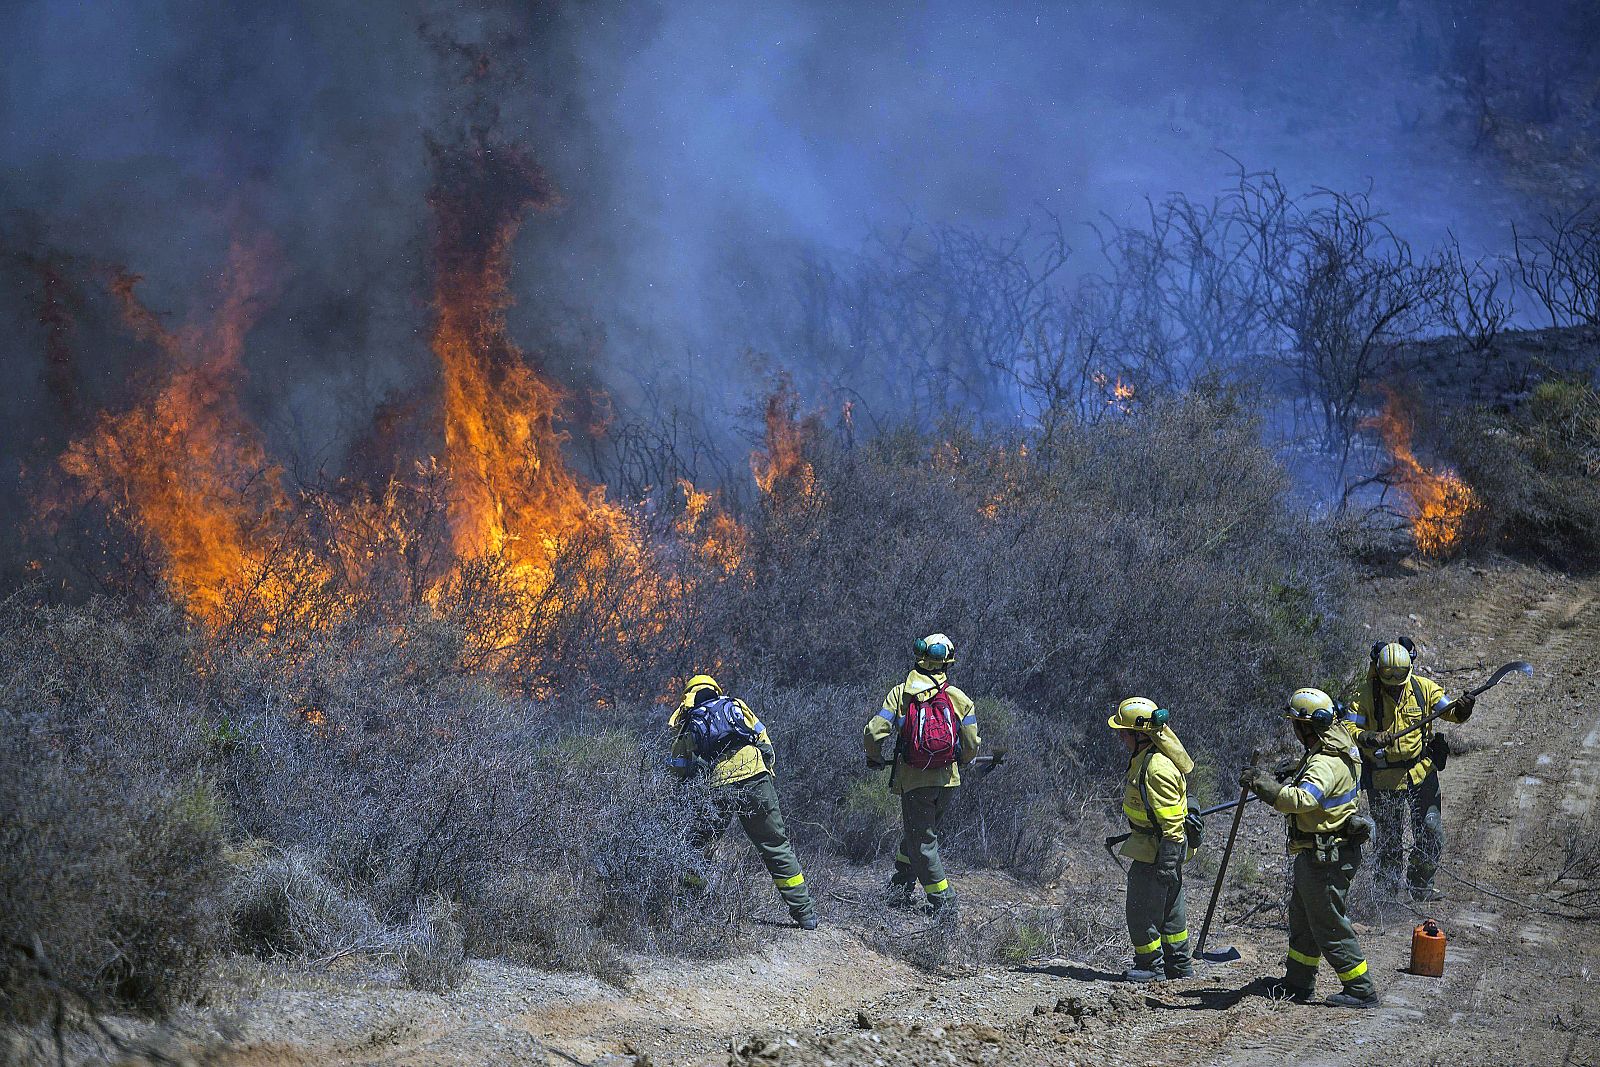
[50,141,746,688]
[427,140,611,571]
[1367,392,1479,557]
[1091,370,1136,412]
[752,376,818,498]
[58,240,308,625]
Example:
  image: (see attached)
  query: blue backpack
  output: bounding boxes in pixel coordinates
[683,696,760,761]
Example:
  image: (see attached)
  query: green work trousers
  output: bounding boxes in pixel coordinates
[694,773,815,922]
[1126,859,1190,975]
[893,786,955,901]
[1284,843,1376,1000]
[1368,770,1443,893]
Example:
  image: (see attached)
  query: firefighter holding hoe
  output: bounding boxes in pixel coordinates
[1341,640,1475,901]
[863,634,981,915]
[1241,687,1380,1008]
[1108,697,1195,982]
[669,674,818,929]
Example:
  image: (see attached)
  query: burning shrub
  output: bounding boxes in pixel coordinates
[1446,378,1600,569]
[1364,390,1485,559]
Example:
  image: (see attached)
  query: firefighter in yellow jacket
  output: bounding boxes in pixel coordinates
[862,634,980,914]
[1109,698,1194,981]
[1242,688,1379,1008]
[669,674,818,929]
[1341,640,1475,900]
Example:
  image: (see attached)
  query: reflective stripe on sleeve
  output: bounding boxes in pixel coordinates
[1432,694,1451,710]
[1150,801,1188,820]
[877,708,897,721]
[669,757,692,768]
[1123,802,1152,826]
[773,872,805,889]
[749,720,766,735]
[1299,780,1326,803]
[923,878,949,894]
[1134,937,1162,955]
[1337,959,1369,983]
[960,714,977,726]
[894,852,910,864]
[1343,712,1367,727]
[1162,929,1189,945]
[1287,947,1321,968]
[1323,787,1360,808]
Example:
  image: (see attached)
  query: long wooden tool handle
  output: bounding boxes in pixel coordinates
[1197,783,1252,957]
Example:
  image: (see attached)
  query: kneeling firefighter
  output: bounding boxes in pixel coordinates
[1109,698,1195,981]
[1341,639,1474,901]
[863,634,980,914]
[1241,688,1379,1008]
[669,674,818,929]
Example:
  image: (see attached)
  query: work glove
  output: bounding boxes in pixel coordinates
[1272,755,1301,782]
[1154,840,1184,886]
[1450,693,1476,722]
[1343,814,1375,845]
[1356,731,1385,748]
[1239,767,1282,803]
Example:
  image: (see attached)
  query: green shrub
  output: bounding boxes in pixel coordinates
[1447,378,1600,568]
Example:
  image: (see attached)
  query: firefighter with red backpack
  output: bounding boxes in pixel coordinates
[863,634,981,915]
[669,674,818,929]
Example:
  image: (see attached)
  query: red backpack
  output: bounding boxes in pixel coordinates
[900,683,959,770]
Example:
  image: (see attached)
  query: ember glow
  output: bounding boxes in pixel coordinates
[1369,392,1480,558]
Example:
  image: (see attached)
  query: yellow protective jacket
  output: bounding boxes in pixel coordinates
[1119,728,1193,864]
[863,669,980,794]
[1274,722,1363,853]
[668,697,774,788]
[1342,670,1464,789]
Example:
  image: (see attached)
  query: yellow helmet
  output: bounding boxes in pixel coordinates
[914,633,956,670]
[1108,696,1169,732]
[1285,687,1336,726]
[680,673,722,708]
[1373,641,1413,686]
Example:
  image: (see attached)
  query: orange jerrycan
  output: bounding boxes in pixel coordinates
[1410,919,1446,977]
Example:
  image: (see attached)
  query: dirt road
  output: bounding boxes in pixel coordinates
[139,559,1600,1066]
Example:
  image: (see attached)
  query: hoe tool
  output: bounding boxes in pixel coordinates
[1194,782,1252,964]
[1376,660,1533,744]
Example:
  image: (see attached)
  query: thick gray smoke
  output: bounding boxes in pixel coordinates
[1,0,1595,488]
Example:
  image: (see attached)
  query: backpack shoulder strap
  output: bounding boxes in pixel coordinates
[1136,748,1159,830]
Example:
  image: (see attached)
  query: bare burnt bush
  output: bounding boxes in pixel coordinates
[1446,378,1600,569]
[1552,816,1600,917]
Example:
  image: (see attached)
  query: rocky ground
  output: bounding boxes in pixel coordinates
[23,556,1600,1067]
